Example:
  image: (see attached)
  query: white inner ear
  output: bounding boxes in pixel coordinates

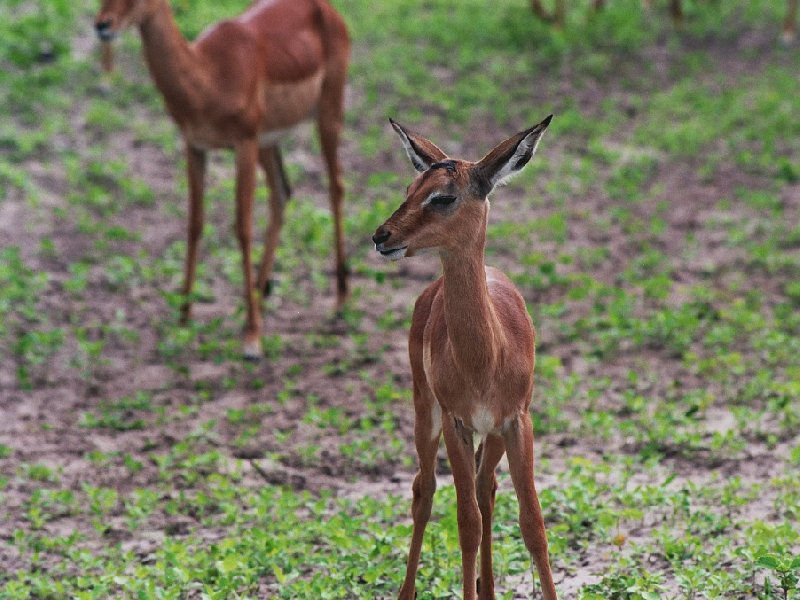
[395,128,431,172]
[490,130,544,188]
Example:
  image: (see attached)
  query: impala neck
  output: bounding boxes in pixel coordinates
[439,225,501,376]
[138,0,202,114]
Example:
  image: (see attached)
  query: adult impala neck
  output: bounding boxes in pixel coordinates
[439,231,502,377]
[138,0,203,114]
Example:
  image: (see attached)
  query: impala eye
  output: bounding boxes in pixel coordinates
[429,195,457,207]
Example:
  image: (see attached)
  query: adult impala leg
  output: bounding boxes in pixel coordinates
[785,0,798,43]
[442,416,481,600]
[256,146,290,298]
[503,412,557,600]
[530,0,565,27]
[317,71,348,309]
[399,389,441,600]
[475,434,505,600]
[180,145,206,325]
[234,139,262,359]
[669,0,683,24]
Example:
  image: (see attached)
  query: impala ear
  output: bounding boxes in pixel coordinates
[389,118,448,173]
[472,114,552,197]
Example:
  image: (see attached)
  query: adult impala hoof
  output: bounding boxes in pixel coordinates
[261,278,276,297]
[242,337,261,361]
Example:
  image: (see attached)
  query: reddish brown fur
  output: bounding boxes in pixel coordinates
[95,0,350,357]
[376,119,557,600]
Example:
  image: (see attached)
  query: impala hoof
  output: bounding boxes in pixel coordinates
[242,337,261,361]
[261,278,275,297]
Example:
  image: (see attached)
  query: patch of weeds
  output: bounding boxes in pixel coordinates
[79,391,154,431]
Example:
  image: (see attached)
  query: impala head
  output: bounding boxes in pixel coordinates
[373,115,552,260]
[95,0,155,42]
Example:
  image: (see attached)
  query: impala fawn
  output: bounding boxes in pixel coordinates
[373,116,558,600]
[95,0,350,358]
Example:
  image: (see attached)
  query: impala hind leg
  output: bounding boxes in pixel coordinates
[399,394,441,600]
[256,146,290,298]
[503,412,557,600]
[180,145,206,325]
[476,434,505,600]
[317,72,348,309]
[442,417,481,600]
[234,139,262,359]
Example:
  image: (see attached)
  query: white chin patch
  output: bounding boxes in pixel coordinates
[377,246,407,261]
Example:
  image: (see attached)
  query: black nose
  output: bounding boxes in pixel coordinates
[372,228,391,246]
[95,20,112,32]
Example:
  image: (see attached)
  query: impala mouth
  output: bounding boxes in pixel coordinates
[95,21,118,42]
[96,29,117,42]
[376,245,408,260]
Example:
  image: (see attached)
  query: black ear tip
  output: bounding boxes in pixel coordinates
[524,114,553,137]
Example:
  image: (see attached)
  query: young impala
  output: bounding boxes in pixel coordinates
[94,0,350,358]
[373,116,558,600]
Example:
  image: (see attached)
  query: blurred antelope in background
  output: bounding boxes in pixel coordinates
[532,0,798,41]
[530,0,681,27]
[374,115,558,600]
[94,0,350,358]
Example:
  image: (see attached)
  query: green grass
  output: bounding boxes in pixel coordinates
[1,0,799,597]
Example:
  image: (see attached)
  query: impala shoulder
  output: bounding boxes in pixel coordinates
[485,266,525,304]
[485,265,512,287]
[413,277,443,315]
[198,18,249,46]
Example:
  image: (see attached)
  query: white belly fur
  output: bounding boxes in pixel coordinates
[259,126,295,147]
[260,70,324,135]
[471,405,496,437]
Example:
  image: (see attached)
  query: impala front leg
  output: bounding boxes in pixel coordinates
[443,416,481,600]
[180,145,206,325]
[504,412,557,600]
[530,0,565,27]
[785,0,798,44]
[399,388,441,600]
[669,0,683,25]
[234,139,262,359]
[476,434,505,600]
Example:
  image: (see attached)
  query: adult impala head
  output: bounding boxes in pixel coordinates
[95,0,154,42]
[373,115,552,260]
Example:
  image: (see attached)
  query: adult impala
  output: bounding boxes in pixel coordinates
[94,0,350,358]
[536,0,798,40]
[374,116,558,600]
